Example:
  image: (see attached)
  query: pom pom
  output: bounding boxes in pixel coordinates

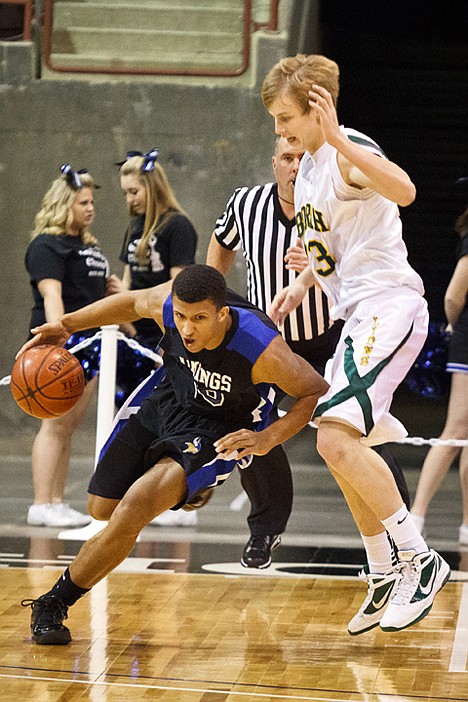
[404,321,450,399]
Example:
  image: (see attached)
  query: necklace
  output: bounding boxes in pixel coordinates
[278,195,294,205]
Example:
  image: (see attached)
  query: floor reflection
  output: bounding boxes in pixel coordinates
[0,534,463,577]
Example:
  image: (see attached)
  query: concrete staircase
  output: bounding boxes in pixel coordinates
[47,0,255,74]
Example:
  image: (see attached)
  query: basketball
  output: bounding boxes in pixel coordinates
[10,344,86,419]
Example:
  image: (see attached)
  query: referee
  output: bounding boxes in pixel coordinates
[207,137,342,568]
[207,136,410,568]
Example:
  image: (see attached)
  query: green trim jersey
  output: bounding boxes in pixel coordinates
[294,126,424,321]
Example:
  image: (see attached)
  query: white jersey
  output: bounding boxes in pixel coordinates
[294,126,424,320]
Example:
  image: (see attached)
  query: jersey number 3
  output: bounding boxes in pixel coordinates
[307,240,336,277]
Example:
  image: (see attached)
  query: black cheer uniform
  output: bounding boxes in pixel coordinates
[26,234,109,328]
[89,294,280,505]
[119,212,197,348]
[25,233,110,380]
[117,212,198,406]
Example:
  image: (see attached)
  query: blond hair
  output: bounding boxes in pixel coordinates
[32,171,98,245]
[120,156,186,265]
[262,54,340,113]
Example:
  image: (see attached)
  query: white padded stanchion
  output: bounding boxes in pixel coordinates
[59,325,118,541]
[93,325,119,468]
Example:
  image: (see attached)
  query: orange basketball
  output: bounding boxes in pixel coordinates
[10,344,86,419]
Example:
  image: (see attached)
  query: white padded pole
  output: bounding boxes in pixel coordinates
[60,325,118,542]
[94,324,118,467]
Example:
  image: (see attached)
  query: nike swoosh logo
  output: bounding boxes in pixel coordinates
[397,515,408,525]
[370,579,398,611]
[418,562,437,596]
[373,588,393,610]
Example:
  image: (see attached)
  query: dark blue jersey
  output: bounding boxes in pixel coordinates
[138,292,279,434]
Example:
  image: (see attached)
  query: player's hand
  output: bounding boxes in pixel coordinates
[269,282,306,326]
[214,429,271,460]
[16,322,71,358]
[285,238,309,272]
[308,84,341,147]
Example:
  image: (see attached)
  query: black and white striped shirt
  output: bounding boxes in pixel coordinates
[214,183,332,342]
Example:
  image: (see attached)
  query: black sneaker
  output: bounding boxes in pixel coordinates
[21,595,72,645]
[241,534,281,569]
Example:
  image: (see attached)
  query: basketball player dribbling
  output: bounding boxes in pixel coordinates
[262,53,450,634]
[19,264,328,644]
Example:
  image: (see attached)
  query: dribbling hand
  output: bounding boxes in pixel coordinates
[16,322,71,358]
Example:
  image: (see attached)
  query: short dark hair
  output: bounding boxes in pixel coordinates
[172,264,227,310]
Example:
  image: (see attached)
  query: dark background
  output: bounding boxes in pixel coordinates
[319,0,468,322]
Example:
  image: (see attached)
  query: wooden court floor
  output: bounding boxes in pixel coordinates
[0,565,467,702]
[1,394,467,701]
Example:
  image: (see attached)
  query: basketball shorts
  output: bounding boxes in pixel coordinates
[89,405,253,507]
[313,289,429,446]
[447,311,468,373]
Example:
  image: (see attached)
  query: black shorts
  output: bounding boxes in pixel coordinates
[447,313,468,373]
[88,409,251,506]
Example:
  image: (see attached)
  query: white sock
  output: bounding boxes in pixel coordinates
[381,505,428,555]
[361,532,394,573]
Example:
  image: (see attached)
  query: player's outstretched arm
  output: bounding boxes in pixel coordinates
[17,282,172,357]
[214,336,328,459]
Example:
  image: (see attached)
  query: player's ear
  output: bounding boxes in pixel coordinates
[218,305,230,322]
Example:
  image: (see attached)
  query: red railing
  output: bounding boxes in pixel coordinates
[1,0,34,40]
[41,0,276,77]
[268,0,280,31]
[41,0,282,77]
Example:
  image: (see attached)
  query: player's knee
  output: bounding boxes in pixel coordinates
[183,486,214,512]
[316,424,354,466]
[317,435,344,466]
[88,494,119,521]
[114,491,157,531]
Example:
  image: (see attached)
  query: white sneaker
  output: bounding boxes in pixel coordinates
[459,524,468,545]
[27,503,54,526]
[52,503,92,527]
[348,567,401,636]
[149,510,198,527]
[27,503,91,527]
[410,513,425,535]
[380,549,451,632]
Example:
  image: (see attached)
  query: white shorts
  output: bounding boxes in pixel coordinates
[314,289,429,446]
